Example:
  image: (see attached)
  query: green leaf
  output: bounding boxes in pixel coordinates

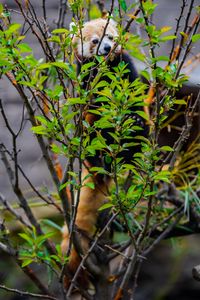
[192,34,200,43]
[36,116,48,125]
[0,4,3,14]
[160,35,176,41]
[40,219,62,231]
[36,232,55,247]
[18,43,32,52]
[140,70,150,81]
[59,182,68,191]
[119,0,127,12]
[52,28,69,34]
[174,99,187,105]
[7,23,21,34]
[143,1,158,15]
[2,10,10,18]
[18,81,35,88]
[89,167,109,175]
[160,146,174,152]
[135,110,149,121]
[51,143,61,154]
[108,132,119,143]
[67,97,86,105]
[154,56,169,62]
[153,170,171,183]
[98,202,113,211]
[37,63,52,70]
[127,185,136,198]
[31,126,47,135]
[81,62,96,72]
[18,233,33,246]
[21,259,33,268]
[84,182,95,190]
[52,61,71,71]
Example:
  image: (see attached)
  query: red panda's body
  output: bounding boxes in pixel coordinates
[61,18,148,287]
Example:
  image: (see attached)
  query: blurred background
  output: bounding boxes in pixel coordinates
[0,1,200,299]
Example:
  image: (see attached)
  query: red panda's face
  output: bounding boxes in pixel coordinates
[71,18,121,59]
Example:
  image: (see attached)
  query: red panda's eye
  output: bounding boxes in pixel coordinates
[92,39,99,45]
[108,35,113,41]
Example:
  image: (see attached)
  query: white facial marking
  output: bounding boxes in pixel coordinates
[76,19,122,58]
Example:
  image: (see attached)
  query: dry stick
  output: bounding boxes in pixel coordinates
[27,0,68,96]
[105,244,132,261]
[17,164,63,214]
[0,193,31,229]
[73,283,93,300]
[0,143,41,234]
[96,0,115,55]
[115,208,184,300]
[55,0,68,28]
[111,179,150,295]
[66,211,119,298]
[25,1,49,41]
[5,74,70,228]
[148,205,184,238]
[42,0,47,21]
[124,8,140,32]
[23,265,55,297]
[176,15,200,78]
[169,88,200,171]
[111,244,132,299]
[160,88,200,169]
[130,259,143,300]
[108,240,131,261]
[166,191,200,230]
[143,210,184,257]
[115,182,153,294]
[175,0,196,63]
[0,108,59,261]
[0,100,47,231]
[168,0,187,63]
[15,0,68,100]
[139,0,160,142]
[114,248,137,300]
[2,144,62,214]
[0,285,57,300]
[14,0,51,60]
[0,241,17,256]
[0,142,60,262]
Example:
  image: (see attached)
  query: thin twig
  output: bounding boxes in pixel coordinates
[0,285,57,300]
[169,88,200,170]
[66,211,119,298]
[0,193,31,229]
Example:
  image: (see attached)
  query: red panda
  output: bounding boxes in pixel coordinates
[61,17,148,287]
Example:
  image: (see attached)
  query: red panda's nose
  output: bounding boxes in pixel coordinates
[104,44,111,53]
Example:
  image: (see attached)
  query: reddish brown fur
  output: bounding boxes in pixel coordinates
[62,17,119,289]
[61,168,111,287]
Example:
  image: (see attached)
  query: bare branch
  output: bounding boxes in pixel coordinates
[0,285,57,300]
[0,193,31,229]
